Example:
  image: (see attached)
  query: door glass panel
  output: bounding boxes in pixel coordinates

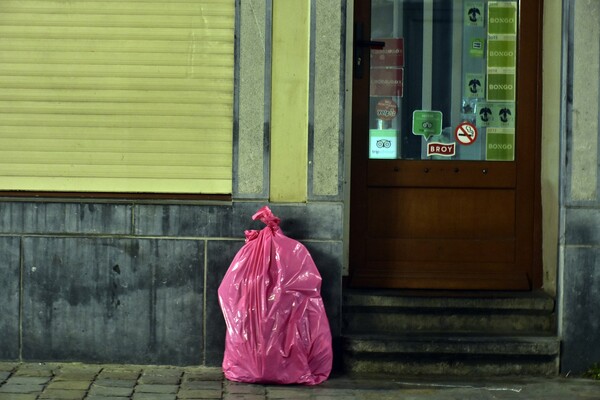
[368,0,518,161]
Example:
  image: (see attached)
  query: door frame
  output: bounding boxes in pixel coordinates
[348,0,544,290]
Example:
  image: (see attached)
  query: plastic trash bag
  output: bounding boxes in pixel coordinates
[218,206,333,385]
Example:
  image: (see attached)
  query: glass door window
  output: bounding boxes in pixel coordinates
[368,0,518,161]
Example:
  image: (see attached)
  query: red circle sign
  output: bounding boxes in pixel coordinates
[454,122,478,145]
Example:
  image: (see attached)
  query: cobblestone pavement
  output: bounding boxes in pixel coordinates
[1,362,599,400]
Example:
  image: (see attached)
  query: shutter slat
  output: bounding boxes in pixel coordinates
[0,64,231,79]
[0,152,232,167]
[0,89,232,104]
[0,177,232,194]
[0,77,233,91]
[0,26,233,41]
[0,101,233,117]
[0,140,232,155]
[0,126,230,142]
[0,164,231,179]
[0,114,233,129]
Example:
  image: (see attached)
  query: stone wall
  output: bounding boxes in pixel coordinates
[560,0,600,374]
[0,201,342,366]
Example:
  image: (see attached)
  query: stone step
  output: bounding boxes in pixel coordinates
[343,334,561,376]
[343,290,556,335]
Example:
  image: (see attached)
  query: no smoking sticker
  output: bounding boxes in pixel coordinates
[454,122,478,145]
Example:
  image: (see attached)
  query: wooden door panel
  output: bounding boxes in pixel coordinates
[366,238,515,263]
[368,188,516,238]
[368,160,516,188]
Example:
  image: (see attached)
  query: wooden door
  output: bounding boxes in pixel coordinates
[349,0,542,290]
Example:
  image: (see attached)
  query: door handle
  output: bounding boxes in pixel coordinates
[354,23,385,79]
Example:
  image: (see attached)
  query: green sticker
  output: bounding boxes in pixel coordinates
[470,38,485,58]
[487,39,516,68]
[476,102,493,128]
[465,2,484,27]
[490,103,515,128]
[486,128,515,161]
[487,72,516,101]
[369,129,397,159]
[412,110,443,139]
[465,73,485,99]
[488,2,517,35]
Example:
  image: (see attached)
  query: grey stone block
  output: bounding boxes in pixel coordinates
[561,246,600,374]
[0,202,132,235]
[134,204,236,238]
[134,202,344,241]
[22,237,204,365]
[565,208,600,245]
[0,236,20,360]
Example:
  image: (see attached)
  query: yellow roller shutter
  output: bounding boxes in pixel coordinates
[0,0,234,194]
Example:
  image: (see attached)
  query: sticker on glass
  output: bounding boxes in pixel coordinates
[412,110,443,139]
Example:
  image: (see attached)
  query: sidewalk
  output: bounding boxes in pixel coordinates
[1,362,599,400]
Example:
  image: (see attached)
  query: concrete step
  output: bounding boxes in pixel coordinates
[343,334,561,376]
[343,290,556,335]
[341,290,559,376]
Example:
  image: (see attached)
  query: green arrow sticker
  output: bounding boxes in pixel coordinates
[412,111,443,139]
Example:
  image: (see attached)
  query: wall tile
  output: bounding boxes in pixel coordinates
[22,237,203,365]
[135,202,344,241]
[0,202,132,235]
[561,246,600,373]
[134,204,236,238]
[565,208,600,245]
[0,236,20,360]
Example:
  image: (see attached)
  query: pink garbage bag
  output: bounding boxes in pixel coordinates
[218,206,333,385]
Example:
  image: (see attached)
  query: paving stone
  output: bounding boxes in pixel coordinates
[0,372,9,383]
[224,382,265,395]
[180,381,222,390]
[55,364,102,380]
[88,384,134,397]
[85,397,130,400]
[222,395,266,400]
[142,367,183,377]
[46,380,92,390]
[139,374,182,385]
[12,365,54,377]
[132,394,176,400]
[97,368,141,381]
[0,384,45,394]
[94,378,137,388]
[135,384,179,394]
[0,394,38,400]
[0,364,17,372]
[177,388,223,399]
[6,376,52,385]
[38,388,87,399]
[182,368,224,382]
[265,387,311,399]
